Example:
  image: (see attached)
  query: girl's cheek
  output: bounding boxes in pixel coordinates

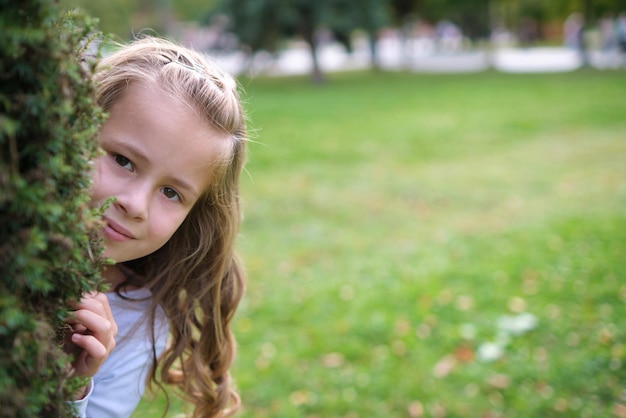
[89,164,100,192]
[89,159,108,203]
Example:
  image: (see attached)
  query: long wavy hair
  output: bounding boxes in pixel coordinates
[93,36,247,417]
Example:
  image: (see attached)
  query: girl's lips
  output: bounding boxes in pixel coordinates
[103,218,136,242]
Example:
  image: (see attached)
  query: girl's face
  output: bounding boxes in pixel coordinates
[91,81,227,264]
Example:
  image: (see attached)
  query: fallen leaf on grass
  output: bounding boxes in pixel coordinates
[433,354,457,378]
[290,389,313,406]
[496,312,538,335]
[486,374,510,389]
[321,352,344,368]
[477,342,504,362]
[614,404,626,417]
[454,344,475,363]
[407,401,424,418]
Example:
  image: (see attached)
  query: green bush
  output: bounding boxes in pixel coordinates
[0,1,105,416]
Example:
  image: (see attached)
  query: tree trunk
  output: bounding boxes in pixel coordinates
[308,41,325,84]
[368,30,380,71]
[297,6,325,84]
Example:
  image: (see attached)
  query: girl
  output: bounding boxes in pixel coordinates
[69,36,247,418]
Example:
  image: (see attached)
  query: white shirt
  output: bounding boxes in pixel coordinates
[72,288,169,418]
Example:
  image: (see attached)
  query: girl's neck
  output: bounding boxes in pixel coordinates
[102,264,138,291]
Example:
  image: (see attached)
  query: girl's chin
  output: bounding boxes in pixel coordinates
[102,249,148,264]
[102,250,129,264]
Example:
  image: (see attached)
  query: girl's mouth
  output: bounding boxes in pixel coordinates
[103,218,136,241]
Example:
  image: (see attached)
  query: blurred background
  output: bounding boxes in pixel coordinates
[60,1,626,417]
[60,0,626,79]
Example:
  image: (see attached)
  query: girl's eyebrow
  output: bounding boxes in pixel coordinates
[111,139,200,198]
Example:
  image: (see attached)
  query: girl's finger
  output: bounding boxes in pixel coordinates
[72,293,118,336]
[72,309,115,341]
[71,333,109,374]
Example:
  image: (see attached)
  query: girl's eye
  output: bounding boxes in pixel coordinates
[161,187,180,201]
[114,154,133,170]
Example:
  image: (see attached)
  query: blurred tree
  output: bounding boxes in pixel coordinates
[321,0,389,70]
[404,0,490,40]
[59,0,217,39]
[59,0,139,39]
[172,0,218,21]
[215,0,391,83]
[60,0,626,43]
[491,0,626,35]
[390,0,626,42]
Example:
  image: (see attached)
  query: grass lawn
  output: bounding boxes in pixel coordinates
[134,69,626,417]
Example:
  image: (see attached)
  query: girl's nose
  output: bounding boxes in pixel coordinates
[114,184,149,220]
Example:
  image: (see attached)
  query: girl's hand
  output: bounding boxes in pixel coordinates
[66,292,118,381]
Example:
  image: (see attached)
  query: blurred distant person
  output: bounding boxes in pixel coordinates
[435,20,462,52]
[564,12,588,65]
[599,13,617,51]
[598,13,621,68]
[564,12,584,50]
[490,23,514,48]
[617,11,626,64]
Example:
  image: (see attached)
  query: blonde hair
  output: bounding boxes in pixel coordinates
[94,36,247,417]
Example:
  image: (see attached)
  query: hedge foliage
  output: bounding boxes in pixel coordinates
[0,0,105,416]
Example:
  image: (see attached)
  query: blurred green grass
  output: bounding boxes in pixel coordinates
[135,69,626,417]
